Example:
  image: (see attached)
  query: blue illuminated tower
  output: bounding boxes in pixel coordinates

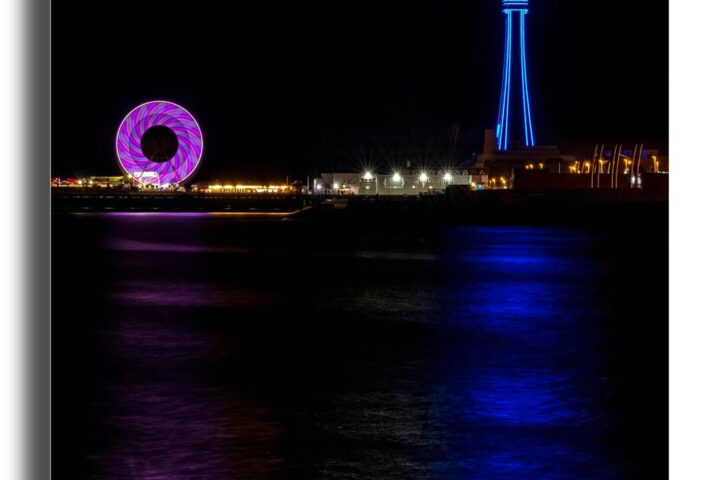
[496,0,536,151]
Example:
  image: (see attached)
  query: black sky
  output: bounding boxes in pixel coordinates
[52,0,668,181]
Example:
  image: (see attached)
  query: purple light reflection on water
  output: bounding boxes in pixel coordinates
[98,380,283,479]
[96,212,211,218]
[93,318,285,480]
[104,238,254,254]
[111,280,275,307]
[88,212,299,219]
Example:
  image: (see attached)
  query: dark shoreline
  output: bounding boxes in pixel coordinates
[52,189,668,229]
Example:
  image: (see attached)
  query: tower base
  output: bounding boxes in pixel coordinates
[475,129,577,186]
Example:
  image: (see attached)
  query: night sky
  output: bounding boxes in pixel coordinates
[52,0,668,182]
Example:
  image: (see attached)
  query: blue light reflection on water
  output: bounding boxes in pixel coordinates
[425,226,618,479]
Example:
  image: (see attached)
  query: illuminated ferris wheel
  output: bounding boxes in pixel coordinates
[115,100,203,186]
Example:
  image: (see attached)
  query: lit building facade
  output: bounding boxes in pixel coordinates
[314,170,480,196]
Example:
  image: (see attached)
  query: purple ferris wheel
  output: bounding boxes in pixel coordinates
[115,100,203,185]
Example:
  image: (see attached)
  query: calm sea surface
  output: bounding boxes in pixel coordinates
[53,213,668,479]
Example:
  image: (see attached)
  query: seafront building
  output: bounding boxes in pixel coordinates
[313,170,483,196]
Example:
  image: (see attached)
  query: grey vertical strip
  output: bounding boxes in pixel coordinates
[24,0,50,478]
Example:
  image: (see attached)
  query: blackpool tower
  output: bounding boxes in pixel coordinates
[496,0,536,151]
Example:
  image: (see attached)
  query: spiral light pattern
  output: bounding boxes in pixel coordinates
[116,101,203,185]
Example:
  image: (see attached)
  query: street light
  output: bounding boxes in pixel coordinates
[443,172,453,183]
[419,172,429,183]
[392,172,402,182]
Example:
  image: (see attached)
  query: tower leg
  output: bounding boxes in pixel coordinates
[520,11,535,147]
[496,11,514,151]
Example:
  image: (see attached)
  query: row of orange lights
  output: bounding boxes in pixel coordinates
[569,161,592,174]
[204,184,292,193]
[487,177,508,188]
[569,155,666,175]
